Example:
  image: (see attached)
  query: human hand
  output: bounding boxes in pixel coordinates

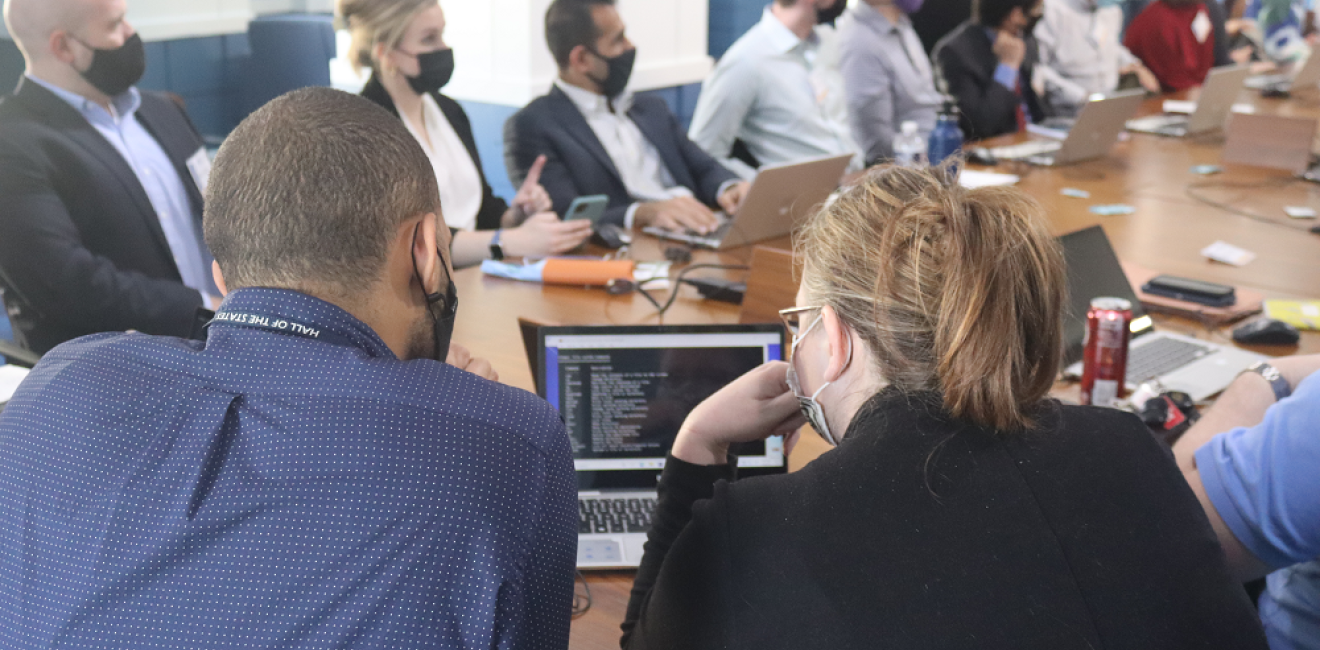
[993,31,1026,69]
[1129,64,1161,93]
[634,196,721,234]
[717,181,751,215]
[505,155,553,226]
[447,343,499,382]
[671,362,807,466]
[501,211,593,257]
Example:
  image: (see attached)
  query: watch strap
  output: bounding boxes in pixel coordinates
[1244,361,1292,402]
[489,229,504,261]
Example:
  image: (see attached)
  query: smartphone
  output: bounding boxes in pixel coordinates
[565,195,609,224]
[1141,274,1237,307]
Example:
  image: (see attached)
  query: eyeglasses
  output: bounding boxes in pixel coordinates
[778,305,824,339]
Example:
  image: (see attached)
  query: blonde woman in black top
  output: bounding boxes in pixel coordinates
[622,165,1269,650]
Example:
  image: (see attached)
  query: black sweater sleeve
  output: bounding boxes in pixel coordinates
[620,454,735,649]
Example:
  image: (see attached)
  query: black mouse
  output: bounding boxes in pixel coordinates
[592,223,632,249]
[1232,318,1301,346]
[1311,223,1320,235]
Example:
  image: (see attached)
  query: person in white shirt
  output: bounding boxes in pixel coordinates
[506,0,749,234]
[341,0,592,267]
[688,0,864,181]
[1034,0,1160,114]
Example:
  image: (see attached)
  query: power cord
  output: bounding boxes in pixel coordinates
[634,263,751,319]
[572,570,592,618]
[1184,178,1318,232]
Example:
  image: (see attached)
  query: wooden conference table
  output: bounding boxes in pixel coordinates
[451,88,1320,650]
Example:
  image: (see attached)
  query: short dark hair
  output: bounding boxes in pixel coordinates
[204,87,440,297]
[975,0,1037,28]
[545,0,615,70]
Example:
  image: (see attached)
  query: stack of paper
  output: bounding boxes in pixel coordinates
[0,365,30,404]
[1264,300,1320,330]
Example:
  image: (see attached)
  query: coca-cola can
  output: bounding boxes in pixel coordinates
[1080,297,1133,407]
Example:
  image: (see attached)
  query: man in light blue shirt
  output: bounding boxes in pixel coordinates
[689,0,863,180]
[1175,354,1320,650]
[0,0,217,354]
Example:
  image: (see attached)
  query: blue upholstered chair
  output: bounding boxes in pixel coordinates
[243,14,336,114]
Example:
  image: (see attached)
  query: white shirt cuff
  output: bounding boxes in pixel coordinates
[716,179,741,205]
[624,202,641,230]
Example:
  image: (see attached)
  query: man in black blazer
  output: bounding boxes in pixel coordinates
[933,0,1046,139]
[505,0,748,233]
[0,0,216,355]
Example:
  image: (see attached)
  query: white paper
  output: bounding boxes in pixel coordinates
[1201,240,1257,266]
[1284,206,1317,219]
[0,365,29,403]
[959,170,1020,188]
[186,148,212,195]
[1231,103,1257,114]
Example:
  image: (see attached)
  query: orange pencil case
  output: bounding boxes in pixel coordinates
[541,259,635,286]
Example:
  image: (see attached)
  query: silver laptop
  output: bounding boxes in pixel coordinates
[1059,226,1265,401]
[536,324,789,569]
[1246,53,1320,93]
[990,90,1145,166]
[643,154,852,249]
[1126,65,1253,137]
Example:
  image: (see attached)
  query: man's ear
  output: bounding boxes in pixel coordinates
[211,260,228,297]
[568,44,591,74]
[48,30,78,66]
[412,213,443,296]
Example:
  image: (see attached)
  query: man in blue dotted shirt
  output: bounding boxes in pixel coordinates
[1175,354,1320,650]
[0,87,578,648]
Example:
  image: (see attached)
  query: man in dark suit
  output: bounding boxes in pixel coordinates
[505,0,748,233]
[933,0,1046,139]
[0,0,217,355]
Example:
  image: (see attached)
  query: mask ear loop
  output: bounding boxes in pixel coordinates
[410,222,459,360]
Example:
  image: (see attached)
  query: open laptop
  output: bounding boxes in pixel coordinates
[536,324,789,568]
[1126,65,1253,137]
[642,154,852,250]
[1246,53,1320,93]
[990,90,1145,166]
[1059,225,1266,401]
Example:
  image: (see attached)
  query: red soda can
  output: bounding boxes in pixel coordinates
[1080,297,1133,407]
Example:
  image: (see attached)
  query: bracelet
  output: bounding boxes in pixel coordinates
[1242,361,1292,402]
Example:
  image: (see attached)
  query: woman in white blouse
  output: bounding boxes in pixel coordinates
[342,0,593,267]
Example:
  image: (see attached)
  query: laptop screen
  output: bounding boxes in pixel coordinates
[1059,225,1153,365]
[537,324,788,490]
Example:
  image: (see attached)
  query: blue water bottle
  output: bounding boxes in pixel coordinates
[928,98,964,171]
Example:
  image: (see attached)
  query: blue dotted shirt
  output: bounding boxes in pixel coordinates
[0,288,577,649]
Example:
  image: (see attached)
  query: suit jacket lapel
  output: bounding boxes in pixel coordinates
[135,99,205,220]
[627,101,693,189]
[548,86,623,185]
[15,79,176,265]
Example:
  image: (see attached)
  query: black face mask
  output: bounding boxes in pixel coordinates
[405,47,455,95]
[1024,13,1043,36]
[586,46,636,99]
[410,224,458,363]
[75,32,146,97]
[816,0,847,26]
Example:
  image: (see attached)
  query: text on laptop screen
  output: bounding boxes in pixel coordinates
[542,330,785,473]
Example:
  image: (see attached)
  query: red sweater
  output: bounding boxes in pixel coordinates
[1124,0,1216,91]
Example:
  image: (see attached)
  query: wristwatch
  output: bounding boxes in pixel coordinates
[489,229,505,261]
[1242,361,1292,402]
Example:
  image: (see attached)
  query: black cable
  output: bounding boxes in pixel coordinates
[635,263,751,320]
[1184,178,1318,232]
[572,570,592,618]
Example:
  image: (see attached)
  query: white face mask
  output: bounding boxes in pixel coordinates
[786,312,853,446]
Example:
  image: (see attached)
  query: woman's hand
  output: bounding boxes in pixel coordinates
[500,212,593,257]
[671,362,807,466]
[505,155,554,226]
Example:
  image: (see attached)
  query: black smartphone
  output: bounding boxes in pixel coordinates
[1141,274,1236,307]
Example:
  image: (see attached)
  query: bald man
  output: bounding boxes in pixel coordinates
[0,0,217,355]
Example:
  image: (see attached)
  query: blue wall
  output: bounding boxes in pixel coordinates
[710,0,766,59]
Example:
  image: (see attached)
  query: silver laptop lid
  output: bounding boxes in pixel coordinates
[1187,65,1253,134]
[717,154,852,249]
[1053,89,1146,165]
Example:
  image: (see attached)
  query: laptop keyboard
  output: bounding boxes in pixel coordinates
[991,140,1063,160]
[685,217,733,243]
[579,497,656,534]
[1127,337,1216,384]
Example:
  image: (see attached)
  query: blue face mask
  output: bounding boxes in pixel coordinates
[785,312,853,446]
[1095,0,1125,9]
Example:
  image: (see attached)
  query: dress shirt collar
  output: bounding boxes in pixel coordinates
[554,77,634,115]
[211,287,396,359]
[759,6,820,54]
[853,2,910,33]
[25,73,141,126]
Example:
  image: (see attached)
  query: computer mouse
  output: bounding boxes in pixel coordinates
[1232,318,1301,346]
[1310,223,1320,235]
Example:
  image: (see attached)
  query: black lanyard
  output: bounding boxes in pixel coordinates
[209,310,359,349]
